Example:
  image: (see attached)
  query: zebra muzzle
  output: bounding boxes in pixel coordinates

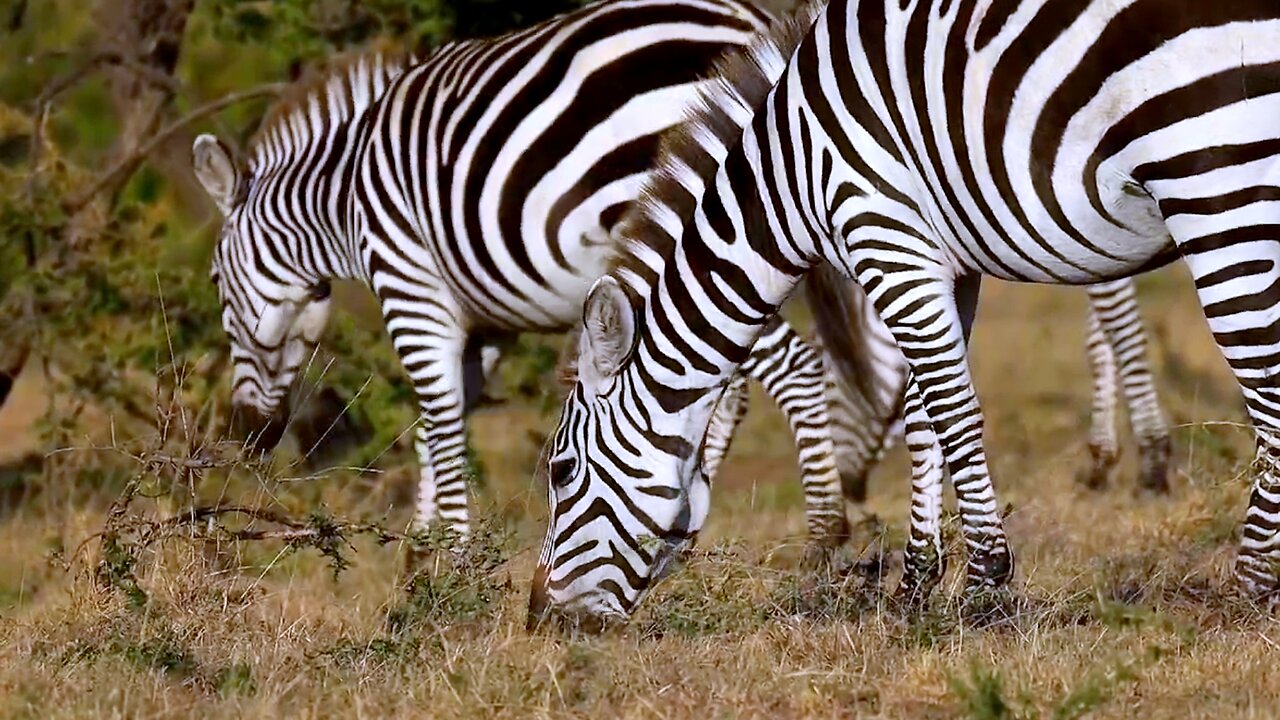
[230,404,289,454]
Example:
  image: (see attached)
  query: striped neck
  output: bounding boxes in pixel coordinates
[245,54,409,284]
[608,0,828,417]
[614,142,814,438]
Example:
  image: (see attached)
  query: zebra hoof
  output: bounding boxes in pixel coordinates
[896,545,945,608]
[1234,553,1280,609]
[800,508,852,571]
[959,585,1019,626]
[402,544,433,579]
[1076,444,1118,491]
[801,532,848,571]
[800,542,837,572]
[1137,435,1172,494]
[966,546,1014,592]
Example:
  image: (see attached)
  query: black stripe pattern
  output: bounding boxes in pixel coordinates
[532,0,1280,626]
[195,0,857,553]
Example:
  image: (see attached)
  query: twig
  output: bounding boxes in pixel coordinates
[72,503,410,566]
[64,82,287,212]
[30,50,179,111]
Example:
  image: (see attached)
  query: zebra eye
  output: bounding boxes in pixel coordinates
[310,280,331,301]
[549,458,576,488]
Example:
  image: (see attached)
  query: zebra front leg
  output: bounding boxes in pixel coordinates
[411,350,472,540]
[381,294,474,552]
[1079,292,1121,489]
[1086,280,1171,493]
[741,317,850,557]
[867,270,1013,594]
[896,375,946,605]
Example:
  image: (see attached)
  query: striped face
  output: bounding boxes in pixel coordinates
[528,277,716,630]
[211,215,332,426]
[193,135,333,438]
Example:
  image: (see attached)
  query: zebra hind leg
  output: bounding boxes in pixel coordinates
[699,373,750,485]
[1079,292,1120,490]
[1159,191,1280,603]
[1087,279,1172,494]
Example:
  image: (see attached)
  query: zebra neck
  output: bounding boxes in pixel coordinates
[619,224,806,434]
[247,117,374,285]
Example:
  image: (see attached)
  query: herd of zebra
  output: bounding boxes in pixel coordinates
[189,0,1280,630]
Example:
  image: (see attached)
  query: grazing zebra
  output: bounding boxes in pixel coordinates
[815,271,1171,501]
[188,0,855,553]
[529,0,1280,627]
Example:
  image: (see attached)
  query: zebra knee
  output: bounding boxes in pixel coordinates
[839,468,868,503]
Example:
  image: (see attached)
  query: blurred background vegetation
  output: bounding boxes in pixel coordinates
[0,0,597,497]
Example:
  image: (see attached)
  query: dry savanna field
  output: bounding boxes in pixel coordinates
[1,266,1278,718]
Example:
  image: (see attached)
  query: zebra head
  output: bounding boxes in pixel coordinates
[192,134,333,449]
[528,277,719,632]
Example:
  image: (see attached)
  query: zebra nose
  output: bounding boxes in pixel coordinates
[230,404,288,454]
[526,565,553,631]
[526,580,619,635]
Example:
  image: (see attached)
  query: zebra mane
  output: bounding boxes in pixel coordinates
[610,0,823,287]
[248,48,413,172]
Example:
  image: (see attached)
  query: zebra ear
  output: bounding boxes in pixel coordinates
[578,276,635,389]
[192,134,243,215]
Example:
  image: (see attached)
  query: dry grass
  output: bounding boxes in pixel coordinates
[2,265,1279,719]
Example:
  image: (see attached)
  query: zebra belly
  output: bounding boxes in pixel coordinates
[981,186,1167,285]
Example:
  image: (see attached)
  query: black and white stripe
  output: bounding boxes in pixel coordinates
[531,0,1280,625]
[190,0,853,552]
[814,273,1171,500]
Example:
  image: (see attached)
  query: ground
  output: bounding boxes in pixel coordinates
[1,265,1277,719]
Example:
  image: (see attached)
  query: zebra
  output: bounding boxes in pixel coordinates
[188,0,856,556]
[815,270,1171,502]
[528,0,1280,627]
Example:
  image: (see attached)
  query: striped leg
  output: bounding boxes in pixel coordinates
[1152,173,1280,600]
[898,375,946,602]
[739,318,850,551]
[379,279,473,543]
[408,335,472,539]
[866,268,1011,592]
[1172,243,1280,600]
[1080,296,1121,489]
[699,372,749,484]
[1087,280,1171,492]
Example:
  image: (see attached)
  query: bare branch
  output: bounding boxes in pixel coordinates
[158,505,408,545]
[30,51,177,113]
[65,82,287,213]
